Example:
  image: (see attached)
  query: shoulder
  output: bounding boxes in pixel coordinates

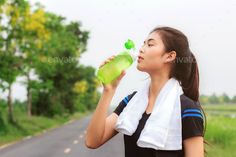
[122,91,137,105]
[180,94,205,140]
[180,94,203,119]
[113,91,137,116]
[180,94,200,109]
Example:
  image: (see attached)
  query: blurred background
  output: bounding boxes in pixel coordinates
[0,0,236,157]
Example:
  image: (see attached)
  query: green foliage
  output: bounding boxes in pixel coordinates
[31,12,94,116]
[200,93,236,105]
[0,111,5,133]
[0,102,90,146]
[205,116,236,147]
[0,0,100,120]
[0,0,102,148]
[0,53,21,86]
[204,115,236,157]
[200,105,236,157]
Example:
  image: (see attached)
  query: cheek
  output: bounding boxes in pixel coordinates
[137,52,164,72]
[146,57,162,70]
[146,50,164,67]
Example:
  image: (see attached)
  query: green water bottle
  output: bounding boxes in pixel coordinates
[96,39,137,84]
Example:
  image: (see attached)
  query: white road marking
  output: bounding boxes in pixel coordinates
[73,140,78,144]
[64,148,71,154]
[79,134,84,138]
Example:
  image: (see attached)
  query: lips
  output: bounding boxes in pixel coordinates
[138,56,144,60]
[138,56,144,63]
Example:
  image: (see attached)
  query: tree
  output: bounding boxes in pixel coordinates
[19,5,50,117]
[219,93,230,104]
[0,0,49,119]
[1,0,100,120]
[0,0,26,123]
[231,96,236,104]
[208,93,219,104]
[74,65,101,110]
[200,94,209,105]
[32,12,96,116]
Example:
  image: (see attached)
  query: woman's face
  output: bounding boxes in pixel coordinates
[137,31,168,73]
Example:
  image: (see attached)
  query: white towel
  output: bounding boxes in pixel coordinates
[115,77,183,150]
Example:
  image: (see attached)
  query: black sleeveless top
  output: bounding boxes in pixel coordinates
[113,91,204,157]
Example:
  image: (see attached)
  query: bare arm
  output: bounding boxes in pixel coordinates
[184,136,204,157]
[85,89,119,149]
[85,55,126,149]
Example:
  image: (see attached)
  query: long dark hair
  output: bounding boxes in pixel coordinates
[150,26,199,101]
[150,26,208,151]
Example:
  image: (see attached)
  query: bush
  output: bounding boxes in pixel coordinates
[0,111,6,134]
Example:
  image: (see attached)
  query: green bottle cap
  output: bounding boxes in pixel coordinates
[124,39,135,50]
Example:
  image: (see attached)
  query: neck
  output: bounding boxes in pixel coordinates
[149,71,171,97]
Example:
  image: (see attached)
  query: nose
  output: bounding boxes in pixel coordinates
[139,46,144,54]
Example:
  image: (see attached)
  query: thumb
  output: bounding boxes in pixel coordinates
[117,70,126,81]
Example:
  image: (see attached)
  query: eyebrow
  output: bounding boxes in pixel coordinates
[143,38,155,44]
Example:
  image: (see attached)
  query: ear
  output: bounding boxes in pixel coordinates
[164,51,176,63]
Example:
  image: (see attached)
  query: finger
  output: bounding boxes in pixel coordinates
[106,55,116,62]
[107,57,115,62]
[117,71,126,80]
[99,63,106,68]
[108,55,116,60]
[99,61,110,68]
[100,59,110,67]
[105,58,113,63]
[99,56,116,68]
[99,62,104,68]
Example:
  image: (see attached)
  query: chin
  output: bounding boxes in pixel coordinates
[136,64,146,72]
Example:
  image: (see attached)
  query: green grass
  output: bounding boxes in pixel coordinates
[0,105,92,147]
[203,104,236,112]
[1,103,236,156]
[203,105,236,157]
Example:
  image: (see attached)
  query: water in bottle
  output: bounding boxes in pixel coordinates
[96,39,137,84]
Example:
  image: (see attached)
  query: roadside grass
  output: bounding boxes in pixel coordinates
[0,104,91,146]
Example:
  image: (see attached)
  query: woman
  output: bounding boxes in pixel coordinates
[85,26,206,157]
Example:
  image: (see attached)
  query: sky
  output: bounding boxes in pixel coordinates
[4,0,236,106]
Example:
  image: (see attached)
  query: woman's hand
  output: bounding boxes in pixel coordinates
[99,55,126,92]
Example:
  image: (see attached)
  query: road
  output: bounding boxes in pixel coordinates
[0,114,124,157]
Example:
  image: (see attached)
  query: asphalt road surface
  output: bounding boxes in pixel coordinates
[0,114,125,157]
